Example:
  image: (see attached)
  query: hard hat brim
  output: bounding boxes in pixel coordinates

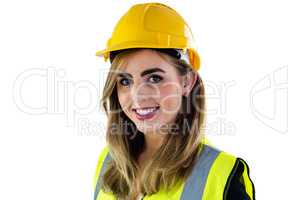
[95,42,190,62]
[96,45,200,71]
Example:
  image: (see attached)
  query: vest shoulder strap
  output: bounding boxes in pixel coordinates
[201,150,237,200]
[93,146,115,200]
[179,144,221,200]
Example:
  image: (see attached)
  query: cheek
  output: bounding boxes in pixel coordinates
[117,90,131,112]
[159,84,182,114]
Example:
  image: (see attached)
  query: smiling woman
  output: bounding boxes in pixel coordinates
[93,2,255,200]
[115,49,196,135]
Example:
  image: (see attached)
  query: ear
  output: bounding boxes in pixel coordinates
[182,72,198,97]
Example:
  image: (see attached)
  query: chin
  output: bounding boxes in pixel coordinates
[135,122,165,133]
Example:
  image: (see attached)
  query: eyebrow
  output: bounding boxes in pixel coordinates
[117,67,165,78]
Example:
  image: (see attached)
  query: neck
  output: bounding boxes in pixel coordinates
[142,130,165,156]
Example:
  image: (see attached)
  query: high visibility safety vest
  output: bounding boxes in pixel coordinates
[93,144,255,200]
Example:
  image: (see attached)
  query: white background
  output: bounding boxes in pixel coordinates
[0,0,298,199]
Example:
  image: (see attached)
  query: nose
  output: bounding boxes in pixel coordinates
[130,82,159,106]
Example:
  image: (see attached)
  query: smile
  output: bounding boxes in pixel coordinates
[132,106,160,120]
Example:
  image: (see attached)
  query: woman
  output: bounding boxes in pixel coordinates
[93,2,255,200]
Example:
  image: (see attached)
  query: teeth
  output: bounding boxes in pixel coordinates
[135,107,158,115]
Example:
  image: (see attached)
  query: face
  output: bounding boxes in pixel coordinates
[116,49,186,134]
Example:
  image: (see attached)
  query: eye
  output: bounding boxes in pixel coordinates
[148,74,163,83]
[118,78,132,86]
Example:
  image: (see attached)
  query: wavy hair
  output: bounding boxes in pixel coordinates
[99,48,207,199]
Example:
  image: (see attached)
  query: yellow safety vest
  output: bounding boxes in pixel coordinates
[93,144,255,200]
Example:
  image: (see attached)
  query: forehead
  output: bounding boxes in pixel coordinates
[118,49,173,73]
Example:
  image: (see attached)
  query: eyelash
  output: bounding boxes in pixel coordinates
[118,74,163,87]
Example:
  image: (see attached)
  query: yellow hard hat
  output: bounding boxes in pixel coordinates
[95,2,201,71]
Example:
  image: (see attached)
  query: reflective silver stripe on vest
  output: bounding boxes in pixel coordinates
[180,144,220,200]
[94,145,220,200]
[94,152,112,200]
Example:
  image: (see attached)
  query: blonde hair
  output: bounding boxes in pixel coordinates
[100,48,207,199]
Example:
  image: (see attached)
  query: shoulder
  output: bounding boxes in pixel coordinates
[213,146,255,200]
[199,144,255,200]
[224,157,256,200]
[93,145,110,189]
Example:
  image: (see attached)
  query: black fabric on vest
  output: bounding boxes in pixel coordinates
[224,158,255,200]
